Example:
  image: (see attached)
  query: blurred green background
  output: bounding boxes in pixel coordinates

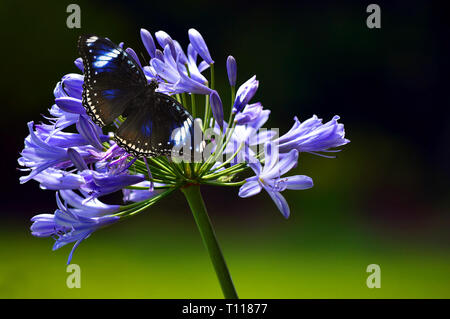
[1,0,449,298]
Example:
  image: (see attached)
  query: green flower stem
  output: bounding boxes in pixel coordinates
[181,184,238,299]
[202,163,248,180]
[213,142,244,171]
[116,188,176,218]
[124,185,173,190]
[203,64,215,130]
[228,85,235,125]
[133,162,176,179]
[181,93,189,111]
[202,180,246,187]
[149,157,175,170]
[210,64,215,90]
[191,93,197,119]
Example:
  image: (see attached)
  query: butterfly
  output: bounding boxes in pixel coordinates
[77,34,197,159]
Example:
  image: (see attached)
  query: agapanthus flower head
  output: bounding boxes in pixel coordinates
[19,27,348,267]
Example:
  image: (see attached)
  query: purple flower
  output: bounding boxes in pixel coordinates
[187,44,208,84]
[59,189,120,216]
[234,102,270,128]
[233,75,259,114]
[18,122,95,184]
[138,29,214,95]
[140,28,156,58]
[66,148,145,202]
[155,30,177,61]
[188,28,214,64]
[34,123,108,148]
[239,142,313,218]
[33,168,84,190]
[175,54,213,95]
[80,169,145,202]
[226,56,237,86]
[210,91,224,130]
[48,75,86,131]
[30,192,119,264]
[275,115,349,156]
[60,73,83,99]
[149,45,212,95]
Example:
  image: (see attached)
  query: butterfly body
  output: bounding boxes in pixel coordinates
[114,89,194,157]
[78,35,195,158]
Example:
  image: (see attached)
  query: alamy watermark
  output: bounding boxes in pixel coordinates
[66,264,81,288]
[170,121,279,165]
[366,264,381,288]
[66,4,81,29]
[366,4,381,29]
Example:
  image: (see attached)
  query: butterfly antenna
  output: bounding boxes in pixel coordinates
[139,51,149,66]
[142,157,154,191]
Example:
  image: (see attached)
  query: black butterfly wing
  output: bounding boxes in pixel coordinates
[78,35,147,127]
[114,93,195,157]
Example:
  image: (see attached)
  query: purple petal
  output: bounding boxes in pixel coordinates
[140,28,156,58]
[155,30,177,60]
[248,129,277,146]
[238,180,262,198]
[233,75,259,113]
[276,115,349,155]
[125,47,142,68]
[173,40,188,65]
[235,102,262,125]
[61,74,84,99]
[67,148,88,171]
[246,155,262,175]
[198,61,209,72]
[76,115,104,150]
[266,190,290,218]
[262,142,279,176]
[210,91,224,130]
[154,49,164,61]
[151,57,179,83]
[226,56,237,86]
[33,168,84,190]
[175,54,213,95]
[60,189,120,216]
[186,44,208,84]
[282,175,314,190]
[188,28,214,64]
[264,149,298,180]
[55,97,85,114]
[66,232,91,264]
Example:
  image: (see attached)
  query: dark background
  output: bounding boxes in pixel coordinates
[0,0,449,298]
